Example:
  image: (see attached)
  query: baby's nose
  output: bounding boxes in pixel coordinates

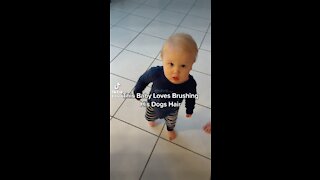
[173,67,179,74]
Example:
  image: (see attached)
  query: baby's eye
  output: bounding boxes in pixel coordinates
[181,65,186,68]
[170,63,174,67]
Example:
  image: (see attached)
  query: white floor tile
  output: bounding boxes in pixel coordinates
[189,5,211,20]
[110,74,136,116]
[208,25,211,33]
[141,138,211,180]
[155,53,162,61]
[131,4,161,19]
[150,60,162,67]
[110,0,141,13]
[110,9,129,26]
[110,119,158,180]
[180,14,211,32]
[193,49,211,75]
[200,32,211,51]
[114,89,166,136]
[155,10,185,26]
[165,0,193,14]
[110,46,123,62]
[195,0,211,7]
[160,102,211,158]
[111,50,154,81]
[174,26,206,48]
[142,20,177,39]
[127,0,147,3]
[117,14,152,32]
[181,0,197,4]
[126,34,165,58]
[144,0,171,9]
[189,71,211,108]
[110,26,139,48]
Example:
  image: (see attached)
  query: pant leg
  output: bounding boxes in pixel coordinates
[164,110,178,131]
[145,105,157,121]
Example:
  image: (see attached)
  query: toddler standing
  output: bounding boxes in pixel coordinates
[134,33,199,140]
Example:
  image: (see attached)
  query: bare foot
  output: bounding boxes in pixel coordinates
[167,130,177,140]
[148,121,156,127]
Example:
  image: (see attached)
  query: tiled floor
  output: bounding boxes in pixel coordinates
[110,0,211,179]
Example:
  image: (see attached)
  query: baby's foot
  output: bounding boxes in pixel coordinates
[148,121,156,127]
[167,130,176,140]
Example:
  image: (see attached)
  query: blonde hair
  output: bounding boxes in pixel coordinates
[161,33,198,62]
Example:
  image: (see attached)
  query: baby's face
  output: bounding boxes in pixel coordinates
[162,49,194,84]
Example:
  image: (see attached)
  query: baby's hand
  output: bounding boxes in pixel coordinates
[203,122,211,134]
[186,114,192,118]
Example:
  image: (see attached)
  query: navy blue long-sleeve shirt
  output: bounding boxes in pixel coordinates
[134,66,197,118]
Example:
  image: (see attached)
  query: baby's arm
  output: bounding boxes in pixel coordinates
[133,67,157,100]
[185,98,195,118]
[185,81,197,118]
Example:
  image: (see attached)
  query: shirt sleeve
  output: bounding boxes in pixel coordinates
[185,80,197,115]
[133,66,159,100]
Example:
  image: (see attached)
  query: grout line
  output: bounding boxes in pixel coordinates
[159,136,212,160]
[111,0,180,69]
[187,13,211,21]
[110,84,137,117]
[110,46,124,62]
[199,48,211,53]
[165,2,194,15]
[110,3,167,64]
[111,115,211,161]
[195,103,211,109]
[172,0,199,34]
[110,97,128,117]
[139,124,165,180]
[112,23,210,52]
[112,95,212,176]
[110,45,157,63]
[140,32,168,41]
[111,83,151,120]
[110,8,135,26]
[110,2,148,63]
[179,24,210,34]
[198,22,211,49]
[191,69,211,76]
[170,0,211,50]
[142,0,171,10]
[123,48,159,59]
[110,2,211,63]
[110,44,124,49]
[111,116,164,138]
[110,73,138,83]
[152,19,185,27]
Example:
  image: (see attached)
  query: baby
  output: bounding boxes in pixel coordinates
[134,33,198,140]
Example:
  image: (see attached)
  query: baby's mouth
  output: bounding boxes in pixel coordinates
[172,77,179,81]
